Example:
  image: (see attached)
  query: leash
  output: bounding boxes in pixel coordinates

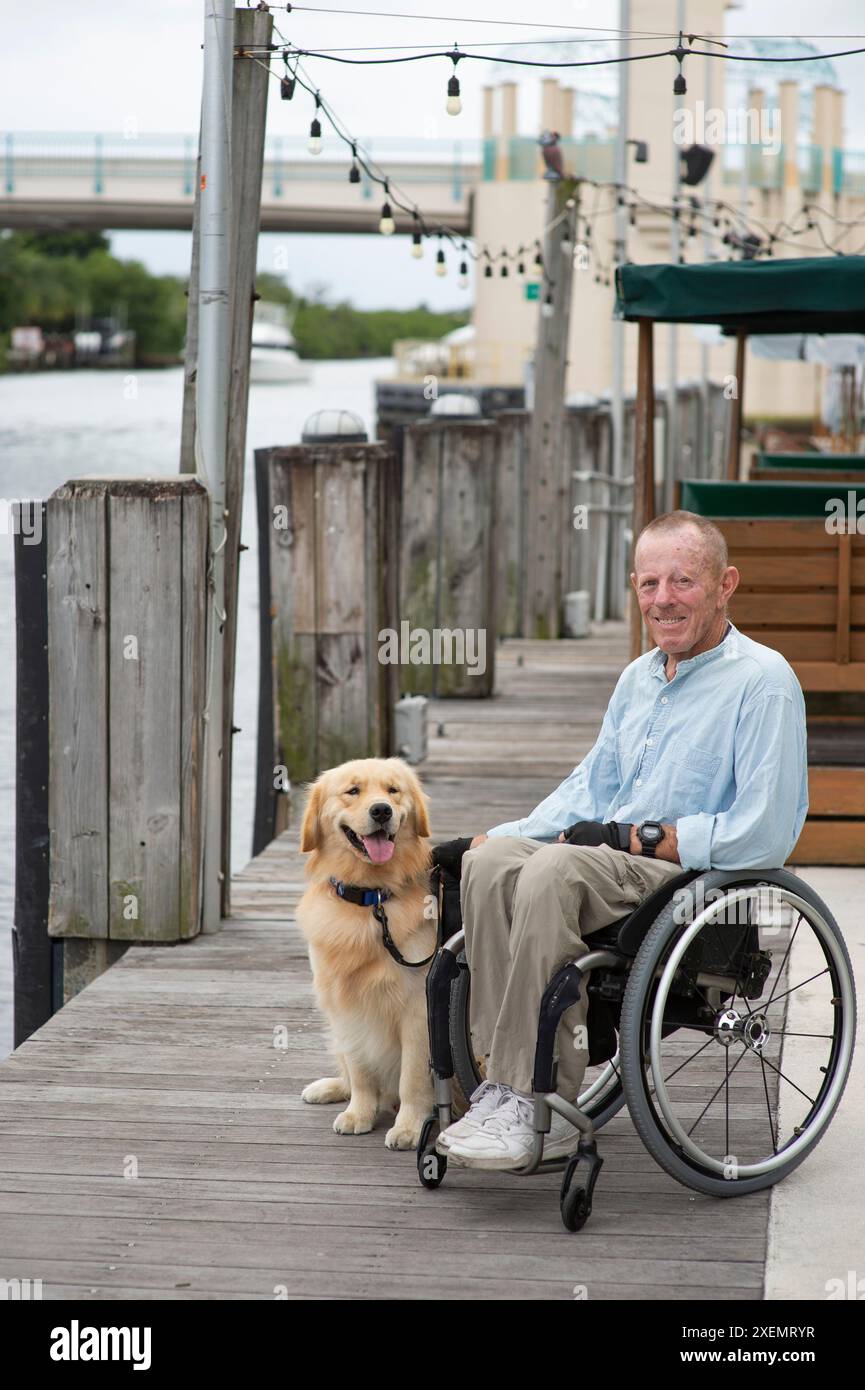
[329,877,435,970]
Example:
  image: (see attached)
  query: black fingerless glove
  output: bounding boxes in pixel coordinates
[562,820,631,851]
[431,836,475,879]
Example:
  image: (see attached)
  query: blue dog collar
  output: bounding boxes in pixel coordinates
[329,877,393,907]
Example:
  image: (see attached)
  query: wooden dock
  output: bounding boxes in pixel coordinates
[0,625,772,1300]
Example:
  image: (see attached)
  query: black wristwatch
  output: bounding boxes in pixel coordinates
[636,821,665,858]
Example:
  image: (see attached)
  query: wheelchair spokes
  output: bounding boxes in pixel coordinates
[637,887,854,1182]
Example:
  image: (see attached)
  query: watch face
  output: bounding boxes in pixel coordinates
[640,823,663,845]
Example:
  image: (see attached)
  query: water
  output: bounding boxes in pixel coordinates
[0,358,392,1058]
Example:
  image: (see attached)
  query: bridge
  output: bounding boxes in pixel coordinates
[0,131,477,234]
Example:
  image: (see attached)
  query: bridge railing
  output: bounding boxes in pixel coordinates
[1,130,483,200]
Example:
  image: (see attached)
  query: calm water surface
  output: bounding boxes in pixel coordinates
[0,359,391,1057]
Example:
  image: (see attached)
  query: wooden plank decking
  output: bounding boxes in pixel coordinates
[0,625,771,1301]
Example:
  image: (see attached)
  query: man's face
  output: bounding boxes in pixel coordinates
[631,526,738,660]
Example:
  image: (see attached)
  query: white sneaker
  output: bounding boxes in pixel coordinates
[435,1081,508,1154]
[446,1089,580,1171]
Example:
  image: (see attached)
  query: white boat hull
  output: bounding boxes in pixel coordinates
[249,349,311,384]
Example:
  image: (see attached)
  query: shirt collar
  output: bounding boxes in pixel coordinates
[648,620,735,682]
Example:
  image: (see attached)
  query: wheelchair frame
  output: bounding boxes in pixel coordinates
[417,866,856,1232]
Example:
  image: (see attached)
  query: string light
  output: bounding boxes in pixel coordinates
[458,259,469,288]
[446,50,462,115]
[379,179,395,234]
[411,219,423,257]
[348,141,361,183]
[308,93,323,154]
[435,239,447,276]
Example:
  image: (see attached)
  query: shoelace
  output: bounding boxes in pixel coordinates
[467,1080,506,1115]
[478,1091,535,1135]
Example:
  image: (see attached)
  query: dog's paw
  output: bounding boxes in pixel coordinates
[384,1120,423,1151]
[334,1109,375,1135]
[302,1076,350,1105]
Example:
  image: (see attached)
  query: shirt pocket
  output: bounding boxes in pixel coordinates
[666,741,722,802]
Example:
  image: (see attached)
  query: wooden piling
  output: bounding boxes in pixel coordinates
[254,443,400,851]
[399,419,497,697]
[12,503,57,1044]
[523,178,579,639]
[47,477,209,947]
[492,410,528,638]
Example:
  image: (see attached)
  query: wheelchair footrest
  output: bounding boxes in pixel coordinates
[532,961,584,1094]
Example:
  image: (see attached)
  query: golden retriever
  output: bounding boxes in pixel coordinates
[297,757,435,1150]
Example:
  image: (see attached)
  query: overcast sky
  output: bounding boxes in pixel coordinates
[5,0,865,308]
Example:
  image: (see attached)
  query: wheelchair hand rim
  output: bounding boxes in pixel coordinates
[647,886,855,1180]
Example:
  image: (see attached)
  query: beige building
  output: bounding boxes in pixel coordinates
[471,0,862,425]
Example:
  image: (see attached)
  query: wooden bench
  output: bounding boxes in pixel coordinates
[749,451,865,484]
[679,479,865,864]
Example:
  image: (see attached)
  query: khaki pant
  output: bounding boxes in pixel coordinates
[460,838,683,1100]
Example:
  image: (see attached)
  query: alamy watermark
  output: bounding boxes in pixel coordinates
[673,101,781,155]
[0,499,42,545]
[378,622,486,677]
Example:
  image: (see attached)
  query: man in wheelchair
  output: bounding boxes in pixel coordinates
[432,510,809,1171]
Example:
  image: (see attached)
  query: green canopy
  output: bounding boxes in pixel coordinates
[615,256,865,333]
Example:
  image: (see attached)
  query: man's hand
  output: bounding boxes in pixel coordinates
[557,820,631,851]
[628,822,681,863]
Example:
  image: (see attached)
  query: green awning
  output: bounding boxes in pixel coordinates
[680,478,865,519]
[615,257,865,332]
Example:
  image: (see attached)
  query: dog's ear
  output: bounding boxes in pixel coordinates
[410,787,431,839]
[300,781,324,852]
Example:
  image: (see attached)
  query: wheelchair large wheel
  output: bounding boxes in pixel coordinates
[449,951,627,1130]
[619,876,856,1198]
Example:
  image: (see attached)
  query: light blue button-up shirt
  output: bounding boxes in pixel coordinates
[487,624,808,870]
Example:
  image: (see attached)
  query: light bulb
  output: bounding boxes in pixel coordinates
[435,248,446,277]
[308,118,322,156]
[379,201,395,235]
[541,294,554,319]
[484,264,493,279]
[517,261,525,276]
[446,74,461,116]
[458,260,468,288]
[349,162,361,184]
[411,231,423,258]
[500,262,509,277]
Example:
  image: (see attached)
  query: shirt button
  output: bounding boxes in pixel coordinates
[635,778,643,786]
[646,738,654,746]
[661,697,669,705]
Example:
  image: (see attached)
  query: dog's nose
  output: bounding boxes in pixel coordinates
[368,802,393,824]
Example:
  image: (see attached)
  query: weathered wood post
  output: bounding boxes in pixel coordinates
[254,443,400,854]
[12,502,59,1045]
[491,409,529,638]
[47,477,209,994]
[523,177,579,638]
[399,418,497,697]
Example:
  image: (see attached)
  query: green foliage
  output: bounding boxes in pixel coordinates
[0,231,188,359]
[0,238,469,366]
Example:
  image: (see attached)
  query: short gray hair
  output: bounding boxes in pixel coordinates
[635,510,729,576]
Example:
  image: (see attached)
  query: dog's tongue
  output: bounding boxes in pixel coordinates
[363,831,395,864]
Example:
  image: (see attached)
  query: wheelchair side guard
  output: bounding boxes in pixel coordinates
[426,946,461,1079]
[532,961,584,1094]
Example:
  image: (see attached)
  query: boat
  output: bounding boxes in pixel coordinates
[249,302,311,384]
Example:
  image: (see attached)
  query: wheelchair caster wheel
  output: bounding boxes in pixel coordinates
[417,1116,447,1189]
[560,1140,603,1232]
[561,1183,590,1232]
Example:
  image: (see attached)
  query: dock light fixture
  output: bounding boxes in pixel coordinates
[308,94,323,155]
[458,260,469,288]
[379,181,396,235]
[446,52,462,115]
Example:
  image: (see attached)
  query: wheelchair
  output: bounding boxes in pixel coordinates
[417,863,857,1232]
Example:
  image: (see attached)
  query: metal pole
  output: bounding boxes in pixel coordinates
[667,0,685,510]
[611,0,629,485]
[608,0,630,621]
[197,0,234,932]
[700,45,713,474]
